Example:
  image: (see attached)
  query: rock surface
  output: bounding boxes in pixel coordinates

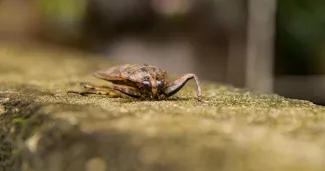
[1,44,325,171]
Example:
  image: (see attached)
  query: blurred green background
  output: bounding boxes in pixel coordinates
[276,0,325,75]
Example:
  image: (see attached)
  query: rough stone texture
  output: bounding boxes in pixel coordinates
[1,44,325,171]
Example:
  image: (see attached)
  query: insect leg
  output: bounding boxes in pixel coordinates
[80,82,110,90]
[67,83,120,97]
[67,90,114,96]
[110,84,142,99]
[162,73,202,102]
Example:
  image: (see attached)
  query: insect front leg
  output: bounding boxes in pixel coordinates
[162,74,202,102]
[67,82,119,97]
[110,84,142,99]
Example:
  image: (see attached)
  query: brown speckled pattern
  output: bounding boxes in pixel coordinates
[69,64,202,101]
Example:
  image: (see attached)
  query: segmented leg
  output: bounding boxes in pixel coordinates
[162,73,202,102]
[80,82,110,90]
[67,82,119,97]
[67,90,112,96]
[110,84,142,99]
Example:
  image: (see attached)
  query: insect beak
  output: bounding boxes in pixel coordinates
[152,87,158,96]
[151,80,158,97]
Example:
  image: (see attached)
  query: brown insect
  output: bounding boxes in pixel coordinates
[67,64,202,101]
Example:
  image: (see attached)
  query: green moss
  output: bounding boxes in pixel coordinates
[0,105,5,115]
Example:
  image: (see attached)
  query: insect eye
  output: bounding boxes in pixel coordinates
[157,80,164,89]
[142,81,151,90]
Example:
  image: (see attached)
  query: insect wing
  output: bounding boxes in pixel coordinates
[93,65,124,81]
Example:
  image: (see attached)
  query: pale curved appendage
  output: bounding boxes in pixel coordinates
[162,74,202,102]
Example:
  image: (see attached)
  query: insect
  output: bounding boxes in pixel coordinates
[67,64,202,102]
